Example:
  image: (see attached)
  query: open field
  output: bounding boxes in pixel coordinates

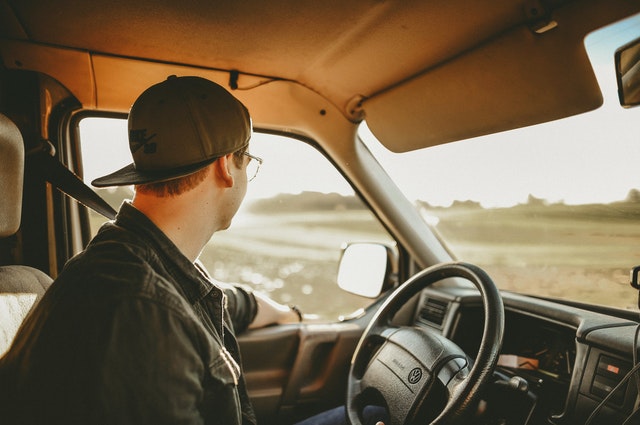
[423,201,640,310]
[89,192,640,318]
[201,210,391,320]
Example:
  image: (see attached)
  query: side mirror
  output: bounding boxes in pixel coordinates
[615,36,640,107]
[336,243,396,298]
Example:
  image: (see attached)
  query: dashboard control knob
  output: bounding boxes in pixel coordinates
[507,376,529,393]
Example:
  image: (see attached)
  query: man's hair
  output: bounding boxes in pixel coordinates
[136,147,246,197]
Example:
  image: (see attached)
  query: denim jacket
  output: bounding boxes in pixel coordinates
[0,202,258,425]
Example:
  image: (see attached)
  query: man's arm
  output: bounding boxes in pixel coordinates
[197,259,301,331]
[248,290,302,329]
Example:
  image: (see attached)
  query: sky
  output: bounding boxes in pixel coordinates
[81,12,640,209]
[362,12,640,207]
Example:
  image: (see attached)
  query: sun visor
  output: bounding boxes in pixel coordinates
[362,10,606,153]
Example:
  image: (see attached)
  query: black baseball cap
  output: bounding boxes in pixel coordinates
[92,75,252,187]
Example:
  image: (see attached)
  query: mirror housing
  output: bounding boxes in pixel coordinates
[336,243,396,298]
[615,36,640,107]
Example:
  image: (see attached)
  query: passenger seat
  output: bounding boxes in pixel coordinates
[0,113,52,357]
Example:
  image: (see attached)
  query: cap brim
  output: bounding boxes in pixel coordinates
[91,157,219,187]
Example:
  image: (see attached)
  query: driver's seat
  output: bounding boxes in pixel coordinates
[0,113,53,357]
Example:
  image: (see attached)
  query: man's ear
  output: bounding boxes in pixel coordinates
[213,154,234,188]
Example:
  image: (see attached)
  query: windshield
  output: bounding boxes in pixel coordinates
[361,14,640,312]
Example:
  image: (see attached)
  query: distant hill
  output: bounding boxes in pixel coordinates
[247,191,367,214]
[92,186,640,221]
[416,191,640,222]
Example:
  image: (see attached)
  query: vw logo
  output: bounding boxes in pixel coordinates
[408,367,423,384]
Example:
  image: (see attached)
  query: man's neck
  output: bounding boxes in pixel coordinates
[131,192,218,262]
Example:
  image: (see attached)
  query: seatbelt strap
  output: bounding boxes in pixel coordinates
[27,142,117,220]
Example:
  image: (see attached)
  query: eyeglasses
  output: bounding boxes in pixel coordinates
[243,151,263,182]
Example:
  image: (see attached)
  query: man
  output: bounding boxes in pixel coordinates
[0,75,385,425]
[0,75,301,425]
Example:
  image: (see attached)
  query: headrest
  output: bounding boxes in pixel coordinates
[0,114,24,237]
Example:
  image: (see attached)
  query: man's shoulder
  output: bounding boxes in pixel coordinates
[56,236,187,312]
[64,232,153,283]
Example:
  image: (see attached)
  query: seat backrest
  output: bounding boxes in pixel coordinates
[0,113,53,357]
[0,113,24,239]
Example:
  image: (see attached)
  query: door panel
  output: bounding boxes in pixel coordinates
[239,322,364,424]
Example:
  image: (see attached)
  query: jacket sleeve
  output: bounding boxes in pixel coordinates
[220,282,258,334]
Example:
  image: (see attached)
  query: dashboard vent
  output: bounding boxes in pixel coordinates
[418,297,449,328]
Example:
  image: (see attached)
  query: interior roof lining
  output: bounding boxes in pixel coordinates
[1,0,639,152]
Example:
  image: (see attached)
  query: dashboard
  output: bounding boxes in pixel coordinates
[412,287,639,425]
[450,308,576,382]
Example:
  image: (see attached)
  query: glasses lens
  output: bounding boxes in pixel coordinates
[246,156,260,181]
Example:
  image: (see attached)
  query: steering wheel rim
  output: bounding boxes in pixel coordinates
[346,262,504,425]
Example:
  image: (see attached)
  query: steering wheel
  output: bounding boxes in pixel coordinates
[346,262,504,425]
